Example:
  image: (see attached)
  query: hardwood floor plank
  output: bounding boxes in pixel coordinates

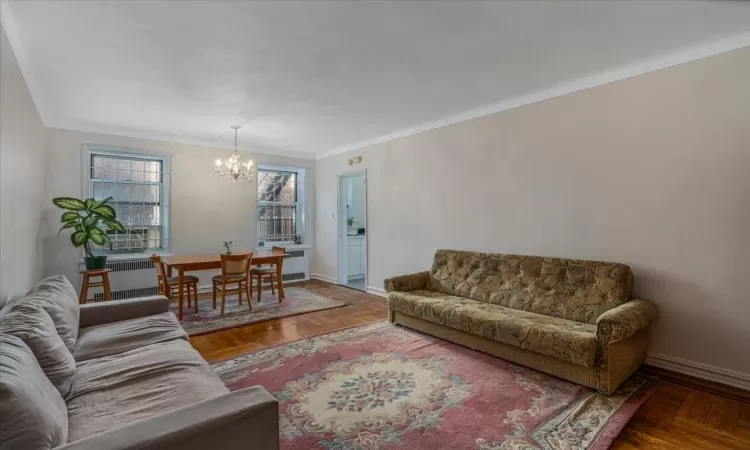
[190,280,750,450]
[612,428,694,450]
[736,403,750,439]
[706,398,742,433]
[675,390,721,425]
[639,365,750,404]
[626,382,689,433]
[666,420,750,449]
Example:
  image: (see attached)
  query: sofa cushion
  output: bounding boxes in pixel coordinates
[0,334,68,449]
[74,311,188,362]
[20,275,80,352]
[66,339,228,443]
[389,290,598,367]
[0,294,22,321]
[0,303,76,398]
[425,250,632,324]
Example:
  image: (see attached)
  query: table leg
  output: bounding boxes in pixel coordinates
[178,266,184,320]
[276,256,285,301]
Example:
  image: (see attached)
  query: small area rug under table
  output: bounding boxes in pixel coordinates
[211,322,651,450]
[172,287,347,336]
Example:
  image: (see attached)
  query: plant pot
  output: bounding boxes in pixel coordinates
[84,256,108,270]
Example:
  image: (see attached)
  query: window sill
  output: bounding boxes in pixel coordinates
[256,244,311,250]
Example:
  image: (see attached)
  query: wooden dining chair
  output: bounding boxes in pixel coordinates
[151,254,199,314]
[250,246,284,303]
[212,252,253,316]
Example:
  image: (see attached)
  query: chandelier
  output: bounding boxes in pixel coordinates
[215,125,256,183]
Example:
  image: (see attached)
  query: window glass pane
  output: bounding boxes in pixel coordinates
[92,156,118,179]
[89,152,167,252]
[126,184,161,204]
[279,174,296,203]
[145,161,162,182]
[257,171,275,201]
[257,169,299,243]
[130,160,145,182]
[117,158,132,181]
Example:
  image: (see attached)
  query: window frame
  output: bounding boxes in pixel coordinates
[256,165,307,246]
[81,145,171,256]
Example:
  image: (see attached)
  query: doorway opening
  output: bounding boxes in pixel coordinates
[337,170,367,291]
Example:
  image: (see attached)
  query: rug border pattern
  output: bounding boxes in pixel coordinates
[177,287,348,336]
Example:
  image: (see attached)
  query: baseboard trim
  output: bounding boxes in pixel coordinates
[366,286,387,298]
[645,353,750,393]
[310,273,338,284]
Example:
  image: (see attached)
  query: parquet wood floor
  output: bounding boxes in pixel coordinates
[190,280,750,449]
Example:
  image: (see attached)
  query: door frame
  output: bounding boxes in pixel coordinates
[337,169,367,288]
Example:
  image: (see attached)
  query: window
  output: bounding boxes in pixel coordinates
[86,148,170,253]
[257,167,305,245]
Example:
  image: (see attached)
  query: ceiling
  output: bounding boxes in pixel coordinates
[4,1,750,159]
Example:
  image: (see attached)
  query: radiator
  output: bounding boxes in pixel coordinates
[86,249,311,300]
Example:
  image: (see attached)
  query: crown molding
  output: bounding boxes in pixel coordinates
[315,30,750,160]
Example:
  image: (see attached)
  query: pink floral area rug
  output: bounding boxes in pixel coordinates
[211,322,652,450]
[172,287,346,336]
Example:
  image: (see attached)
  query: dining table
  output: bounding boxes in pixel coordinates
[162,249,288,320]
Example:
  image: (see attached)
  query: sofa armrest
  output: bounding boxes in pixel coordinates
[58,386,279,450]
[596,299,657,345]
[384,271,430,293]
[79,295,170,328]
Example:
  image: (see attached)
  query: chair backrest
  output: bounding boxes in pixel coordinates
[221,252,253,276]
[256,247,286,267]
[150,254,168,292]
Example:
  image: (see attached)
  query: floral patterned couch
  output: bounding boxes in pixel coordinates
[384,250,658,395]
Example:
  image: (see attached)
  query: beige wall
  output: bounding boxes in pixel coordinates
[314,46,750,376]
[0,25,45,299]
[44,128,314,288]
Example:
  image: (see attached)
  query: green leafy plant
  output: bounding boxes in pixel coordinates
[53,196,126,257]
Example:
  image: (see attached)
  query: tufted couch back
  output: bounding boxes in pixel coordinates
[425,249,633,324]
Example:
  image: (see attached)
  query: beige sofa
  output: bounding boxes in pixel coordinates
[0,275,279,450]
[384,250,658,395]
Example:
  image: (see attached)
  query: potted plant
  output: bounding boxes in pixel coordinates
[53,196,126,270]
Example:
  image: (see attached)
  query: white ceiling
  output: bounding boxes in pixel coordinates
[4,1,750,159]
